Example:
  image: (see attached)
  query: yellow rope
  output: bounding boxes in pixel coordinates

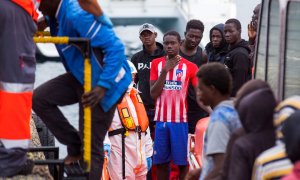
[33,37,69,44]
[83,57,92,171]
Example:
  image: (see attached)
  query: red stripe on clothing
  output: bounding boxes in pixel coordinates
[11,0,38,21]
[171,90,176,123]
[0,90,32,139]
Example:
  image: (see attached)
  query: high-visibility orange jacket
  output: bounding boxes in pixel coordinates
[11,0,39,21]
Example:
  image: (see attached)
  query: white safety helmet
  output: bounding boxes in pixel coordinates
[127,60,137,74]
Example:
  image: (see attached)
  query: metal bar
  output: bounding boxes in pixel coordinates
[34,36,70,44]
[83,57,92,172]
[33,35,92,173]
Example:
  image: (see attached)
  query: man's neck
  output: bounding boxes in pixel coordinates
[181,41,197,56]
[144,43,157,55]
[211,95,230,109]
[230,39,242,48]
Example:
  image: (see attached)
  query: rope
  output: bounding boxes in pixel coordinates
[33,37,69,44]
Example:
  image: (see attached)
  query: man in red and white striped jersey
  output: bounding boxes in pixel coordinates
[150,30,206,179]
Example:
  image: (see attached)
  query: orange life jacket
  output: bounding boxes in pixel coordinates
[11,0,38,21]
[117,88,149,132]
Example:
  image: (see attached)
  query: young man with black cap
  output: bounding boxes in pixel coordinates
[131,23,165,135]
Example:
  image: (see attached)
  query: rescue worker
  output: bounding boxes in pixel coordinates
[0,0,38,176]
[103,61,153,180]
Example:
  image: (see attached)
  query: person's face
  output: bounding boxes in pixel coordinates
[197,78,214,106]
[139,30,157,46]
[185,28,203,49]
[163,35,180,58]
[224,23,240,45]
[251,4,261,31]
[211,30,223,48]
[39,0,60,18]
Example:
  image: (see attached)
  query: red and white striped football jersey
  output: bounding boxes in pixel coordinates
[150,56,198,123]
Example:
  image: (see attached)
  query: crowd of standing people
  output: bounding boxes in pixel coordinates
[1,0,300,180]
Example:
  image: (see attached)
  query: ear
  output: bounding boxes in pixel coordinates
[154,32,157,38]
[184,31,187,36]
[139,36,142,41]
[210,85,217,95]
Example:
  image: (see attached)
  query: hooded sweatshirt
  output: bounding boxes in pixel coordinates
[205,24,229,64]
[282,111,300,180]
[224,40,251,96]
[227,87,276,180]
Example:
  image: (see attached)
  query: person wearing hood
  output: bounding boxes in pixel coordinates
[227,80,277,180]
[205,23,229,64]
[221,79,272,180]
[282,110,300,180]
[224,18,252,96]
[252,96,300,180]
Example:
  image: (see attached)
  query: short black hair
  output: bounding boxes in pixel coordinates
[163,30,181,42]
[196,63,232,95]
[225,18,241,31]
[186,19,204,32]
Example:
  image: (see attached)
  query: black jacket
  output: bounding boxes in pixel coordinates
[131,42,165,109]
[224,40,251,96]
[205,23,229,64]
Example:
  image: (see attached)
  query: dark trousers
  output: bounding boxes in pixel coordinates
[32,73,116,180]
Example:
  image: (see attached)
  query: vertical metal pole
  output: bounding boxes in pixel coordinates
[83,57,92,172]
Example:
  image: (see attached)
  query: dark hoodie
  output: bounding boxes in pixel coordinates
[283,110,300,164]
[205,23,229,64]
[131,42,165,109]
[227,87,276,180]
[224,40,251,96]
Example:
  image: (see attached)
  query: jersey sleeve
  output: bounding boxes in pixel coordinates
[150,59,159,81]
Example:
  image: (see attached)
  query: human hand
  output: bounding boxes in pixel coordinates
[248,21,257,45]
[162,55,180,73]
[103,143,111,157]
[185,168,201,180]
[81,86,106,107]
[37,17,48,31]
[146,157,152,171]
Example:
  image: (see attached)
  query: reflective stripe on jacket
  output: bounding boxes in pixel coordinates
[0,82,33,149]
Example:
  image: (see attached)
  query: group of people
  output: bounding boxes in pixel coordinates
[127,12,255,180]
[2,0,300,180]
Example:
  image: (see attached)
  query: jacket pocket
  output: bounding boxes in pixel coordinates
[20,55,36,83]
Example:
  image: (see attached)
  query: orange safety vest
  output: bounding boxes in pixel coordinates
[11,0,39,22]
[117,88,149,132]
